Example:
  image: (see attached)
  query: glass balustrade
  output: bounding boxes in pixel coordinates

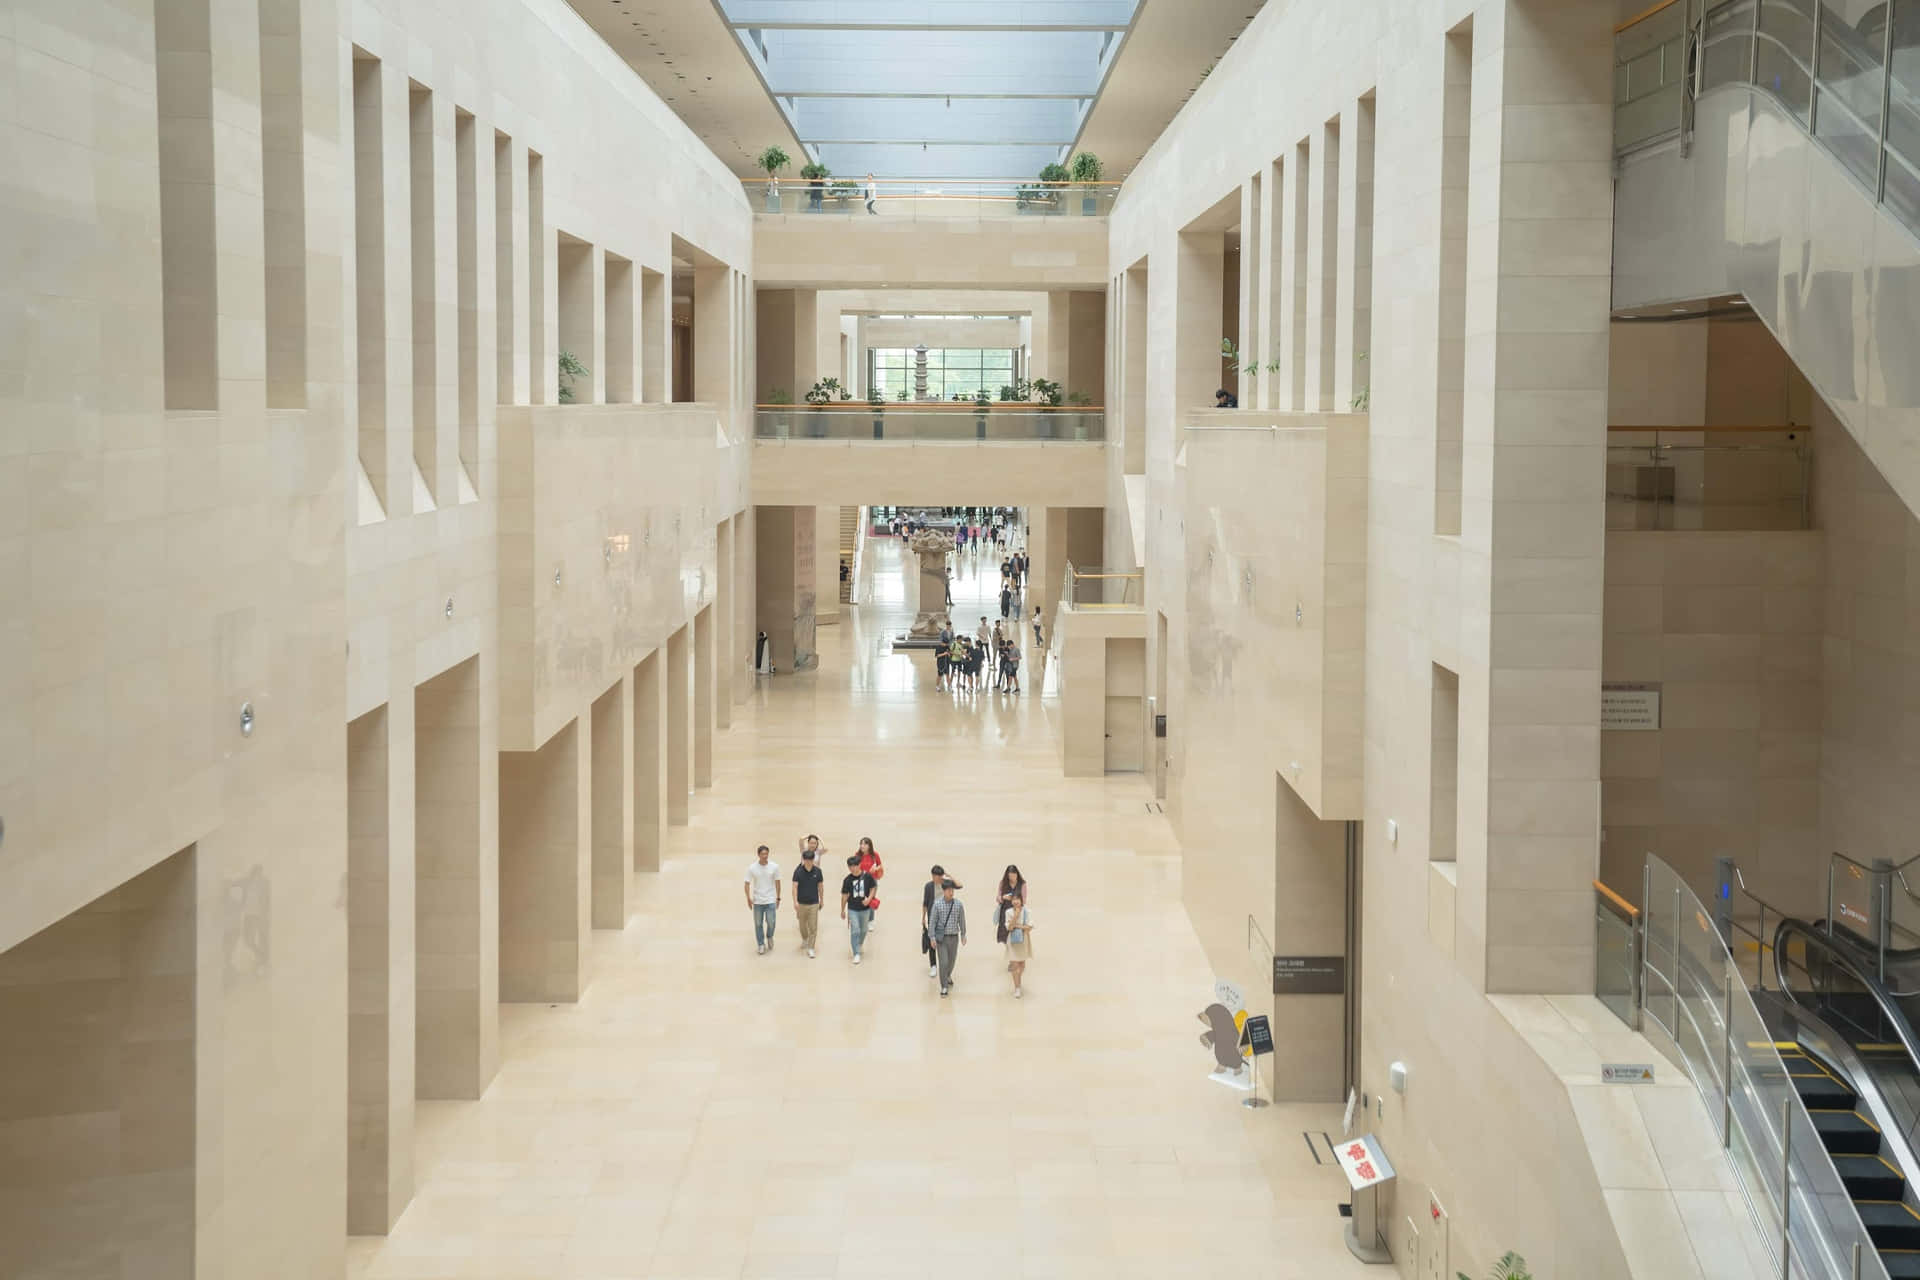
[1605,433,1811,530]
[1635,855,1891,1280]
[754,406,1104,442]
[1060,563,1143,611]
[744,178,1120,219]
[1618,0,1920,243]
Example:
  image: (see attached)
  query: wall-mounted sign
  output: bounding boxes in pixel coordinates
[1602,683,1662,731]
[1601,1063,1655,1083]
[1241,1014,1274,1057]
[1273,954,1345,995]
[1334,1134,1395,1191]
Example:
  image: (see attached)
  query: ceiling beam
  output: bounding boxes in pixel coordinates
[798,137,1078,146]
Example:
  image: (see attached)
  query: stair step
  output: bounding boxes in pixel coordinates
[1812,1109,1884,1155]
[1834,1154,1907,1201]
[1883,1250,1920,1279]
[1792,1070,1858,1110]
[1859,1202,1920,1250]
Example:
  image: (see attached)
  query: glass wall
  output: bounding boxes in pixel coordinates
[869,347,1018,401]
[1663,0,1920,241]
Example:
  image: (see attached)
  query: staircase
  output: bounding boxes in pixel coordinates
[838,506,858,603]
[1784,1041,1920,1277]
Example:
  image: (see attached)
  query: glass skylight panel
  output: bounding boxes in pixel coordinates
[717,0,1140,179]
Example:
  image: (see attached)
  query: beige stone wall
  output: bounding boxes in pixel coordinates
[1109,0,1629,1273]
[0,0,753,1273]
[1599,532,1825,909]
[754,215,1107,289]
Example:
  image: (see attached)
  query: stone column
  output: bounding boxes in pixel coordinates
[1461,0,1613,994]
[632,649,665,870]
[666,624,690,825]
[499,719,588,1002]
[693,604,715,788]
[589,678,630,929]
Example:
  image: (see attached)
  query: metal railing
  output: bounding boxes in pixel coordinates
[754,405,1104,442]
[1825,851,1920,981]
[1621,0,1920,242]
[1605,429,1812,530]
[1061,562,1143,611]
[745,176,1121,219]
[1635,854,1889,1280]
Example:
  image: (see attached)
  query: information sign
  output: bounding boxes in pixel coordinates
[1241,1014,1274,1057]
[1333,1134,1395,1191]
[1273,955,1345,995]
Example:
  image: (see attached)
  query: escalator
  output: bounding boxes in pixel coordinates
[1773,919,1920,1277]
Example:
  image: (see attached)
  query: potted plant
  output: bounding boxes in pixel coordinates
[1031,377,1063,407]
[1036,162,1069,215]
[756,145,790,211]
[973,387,992,439]
[804,375,846,437]
[1068,151,1104,215]
[868,384,886,439]
[557,349,588,403]
[799,161,829,212]
[1460,1252,1530,1280]
[831,177,859,208]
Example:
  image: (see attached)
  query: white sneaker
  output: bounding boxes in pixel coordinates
[928,965,937,979]
[808,948,815,958]
[853,953,862,965]
[1015,988,1023,999]
[756,943,765,954]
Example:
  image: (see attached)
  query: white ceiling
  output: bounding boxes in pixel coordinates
[565,0,1269,182]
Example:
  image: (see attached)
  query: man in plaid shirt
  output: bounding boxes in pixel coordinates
[928,879,967,997]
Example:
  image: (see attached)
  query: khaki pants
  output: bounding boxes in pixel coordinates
[795,902,821,950]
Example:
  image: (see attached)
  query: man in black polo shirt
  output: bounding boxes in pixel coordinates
[841,855,877,965]
[792,849,824,958]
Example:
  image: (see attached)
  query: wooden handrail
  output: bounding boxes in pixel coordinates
[1608,423,1806,433]
[1594,879,1641,919]
[1615,0,1678,34]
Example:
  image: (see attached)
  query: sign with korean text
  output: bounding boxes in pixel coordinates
[1334,1133,1395,1192]
[1272,954,1345,995]
[1241,1014,1274,1057]
[1601,1063,1655,1084]
[1601,683,1662,731]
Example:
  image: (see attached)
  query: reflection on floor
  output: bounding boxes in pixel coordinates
[347,535,1367,1279]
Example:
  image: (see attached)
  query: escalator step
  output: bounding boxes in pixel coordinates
[1833,1154,1907,1201]
[1791,1071,1857,1109]
[1812,1109,1884,1155]
[1884,1252,1920,1280]
[1859,1202,1920,1251]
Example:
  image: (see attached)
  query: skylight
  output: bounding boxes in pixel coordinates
[715,0,1142,180]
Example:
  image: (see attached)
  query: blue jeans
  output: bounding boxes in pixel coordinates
[753,903,777,946]
[847,906,872,956]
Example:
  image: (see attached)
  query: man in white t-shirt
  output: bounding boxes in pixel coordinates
[744,844,782,954]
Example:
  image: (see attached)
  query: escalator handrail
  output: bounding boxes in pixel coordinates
[1774,916,1920,1073]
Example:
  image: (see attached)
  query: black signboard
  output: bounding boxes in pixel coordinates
[1241,1014,1274,1057]
[1273,955,1345,995]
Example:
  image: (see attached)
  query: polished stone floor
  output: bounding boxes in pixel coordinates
[347,533,1366,1279]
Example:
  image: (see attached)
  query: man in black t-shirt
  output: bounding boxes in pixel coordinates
[792,850,824,958]
[841,855,878,964]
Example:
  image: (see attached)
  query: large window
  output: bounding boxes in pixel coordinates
[869,347,1017,401]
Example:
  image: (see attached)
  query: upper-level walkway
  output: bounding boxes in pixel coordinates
[752,177,1110,289]
[751,406,1107,507]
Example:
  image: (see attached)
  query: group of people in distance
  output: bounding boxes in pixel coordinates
[742,839,1036,997]
[934,615,1023,694]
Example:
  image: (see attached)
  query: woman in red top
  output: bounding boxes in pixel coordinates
[857,836,885,925]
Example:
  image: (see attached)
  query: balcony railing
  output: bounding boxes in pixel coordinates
[755,404,1104,442]
[1605,426,1810,530]
[1618,0,1920,241]
[744,176,1120,220]
[1061,562,1143,612]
